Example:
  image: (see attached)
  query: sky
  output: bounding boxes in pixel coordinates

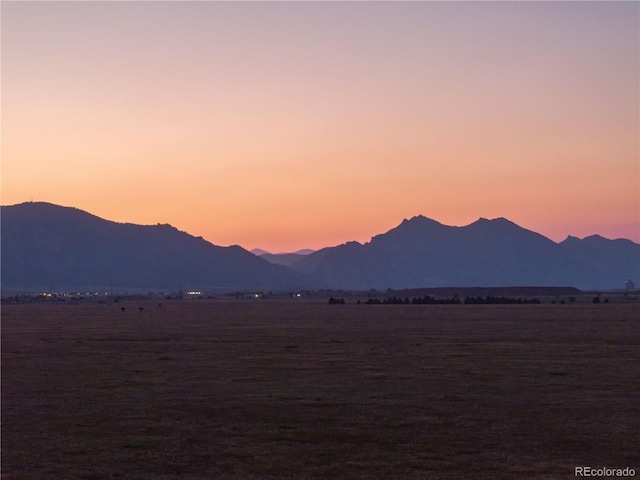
[2,1,638,252]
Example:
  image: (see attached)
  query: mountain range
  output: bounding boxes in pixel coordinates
[2,202,638,292]
[1,202,313,292]
[287,216,639,290]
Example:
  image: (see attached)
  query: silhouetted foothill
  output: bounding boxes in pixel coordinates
[1,202,317,292]
[290,215,639,290]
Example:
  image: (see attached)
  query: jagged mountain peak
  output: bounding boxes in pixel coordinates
[369,215,448,244]
[563,235,580,242]
[404,214,438,222]
[581,234,609,243]
[469,216,520,229]
[560,233,637,246]
[291,215,639,290]
[399,215,447,227]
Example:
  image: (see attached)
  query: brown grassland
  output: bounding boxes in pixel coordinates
[2,298,638,479]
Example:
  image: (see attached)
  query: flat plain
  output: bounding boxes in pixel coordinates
[2,298,638,479]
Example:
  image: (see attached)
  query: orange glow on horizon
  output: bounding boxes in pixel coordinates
[2,2,638,252]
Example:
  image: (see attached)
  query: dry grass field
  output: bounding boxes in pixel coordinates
[2,298,638,479]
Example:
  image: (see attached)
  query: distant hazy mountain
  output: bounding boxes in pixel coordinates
[292,249,316,256]
[289,215,639,290]
[251,248,316,267]
[1,202,314,292]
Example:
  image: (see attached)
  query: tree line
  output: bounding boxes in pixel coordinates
[328,295,544,305]
[463,296,541,305]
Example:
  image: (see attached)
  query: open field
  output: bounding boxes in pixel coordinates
[2,299,638,479]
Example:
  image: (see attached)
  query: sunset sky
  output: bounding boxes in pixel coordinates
[2,1,638,252]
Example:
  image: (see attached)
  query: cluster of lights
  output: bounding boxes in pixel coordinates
[52,292,110,297]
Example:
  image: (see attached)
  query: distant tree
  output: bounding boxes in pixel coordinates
[593,296,601,304]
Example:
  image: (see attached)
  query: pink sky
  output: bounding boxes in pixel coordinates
[2,1,638,252]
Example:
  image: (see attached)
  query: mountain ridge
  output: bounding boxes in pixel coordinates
[1,202,316,292]
[289,215,639,290]
[2,202,638,291]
